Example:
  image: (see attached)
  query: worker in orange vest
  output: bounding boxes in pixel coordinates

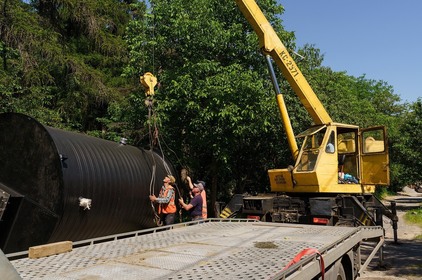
[187,176,207,219]
[150,175,177,225]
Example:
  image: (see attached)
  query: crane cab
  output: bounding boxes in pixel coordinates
[268,124,389,194]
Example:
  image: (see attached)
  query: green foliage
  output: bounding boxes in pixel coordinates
[1,0,419,211]
[404,208,422,231]
[1,0,135,133]
[390,99,422,188]
[405,207,422,223]
[123,0,296,204]
[374,185,394,200]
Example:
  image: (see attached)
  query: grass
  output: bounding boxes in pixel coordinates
[404,207,422,239]
[374,187,395,200]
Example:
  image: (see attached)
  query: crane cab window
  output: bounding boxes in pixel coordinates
[296,126,326,172]
[325,131,335,154]
[337,130,358,182]
[337,132,355,153]
[362,130,385,153]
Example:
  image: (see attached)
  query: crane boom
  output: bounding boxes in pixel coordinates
[235,0,332,125]
[233,0,390,197]
[224,0,393,235]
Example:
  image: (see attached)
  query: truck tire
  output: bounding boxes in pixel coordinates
[336,264,346,280]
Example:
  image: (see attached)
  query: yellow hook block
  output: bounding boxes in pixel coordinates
[140,72,157,97]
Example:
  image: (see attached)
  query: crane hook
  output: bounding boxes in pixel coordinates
[140,72,157,97]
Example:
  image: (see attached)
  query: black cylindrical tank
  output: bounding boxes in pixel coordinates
[0,113,175,253]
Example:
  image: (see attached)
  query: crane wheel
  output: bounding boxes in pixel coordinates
[337,264,346,280]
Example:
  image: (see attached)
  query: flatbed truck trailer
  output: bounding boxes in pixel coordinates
[4,219,384,280]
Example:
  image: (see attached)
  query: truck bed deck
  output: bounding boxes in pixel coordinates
[10,219,384,279]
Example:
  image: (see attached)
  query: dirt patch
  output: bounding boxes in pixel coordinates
[358,191,422,280]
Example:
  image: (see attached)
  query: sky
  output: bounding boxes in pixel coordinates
[279,0,421,103]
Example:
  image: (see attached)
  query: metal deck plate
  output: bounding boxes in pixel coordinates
[11,221,360,279]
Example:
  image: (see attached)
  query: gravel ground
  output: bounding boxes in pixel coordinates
[358,188,422,280]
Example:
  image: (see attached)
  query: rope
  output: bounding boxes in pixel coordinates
[147,98,156,196]
[154,103,186,224]
[147,98,183,198]
[151,1,155,78]
[146,98,162,226]
[146,93,185,226]
[142,3,160,226]
[280,248,325,280]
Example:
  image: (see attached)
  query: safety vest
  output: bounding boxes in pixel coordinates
[158,185,176,214]
[201,190,207,219]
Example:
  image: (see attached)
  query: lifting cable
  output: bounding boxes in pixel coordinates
[146,3,161,225]
[140,72,183,225]
[149,103,184,223]
[142,2,183,225]
[141,73,161,226]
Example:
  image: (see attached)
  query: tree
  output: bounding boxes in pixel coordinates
[0,0,62,123]
[391,99,422,188]
[1,0,415,211]
[124,0,293,214]
[124,0,413,213]
[1,0,136,135]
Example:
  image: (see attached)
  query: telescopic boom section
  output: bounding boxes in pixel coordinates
[235,0,332,125]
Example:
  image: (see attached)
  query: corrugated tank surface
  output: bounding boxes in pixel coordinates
[0,113,175,253]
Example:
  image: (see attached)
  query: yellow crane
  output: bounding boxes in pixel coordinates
[224,0,396,228]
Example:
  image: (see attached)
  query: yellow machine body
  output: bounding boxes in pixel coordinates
[268,124,389,194]
[235,0,390,194]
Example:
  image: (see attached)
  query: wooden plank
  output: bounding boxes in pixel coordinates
[29,241,72,259]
